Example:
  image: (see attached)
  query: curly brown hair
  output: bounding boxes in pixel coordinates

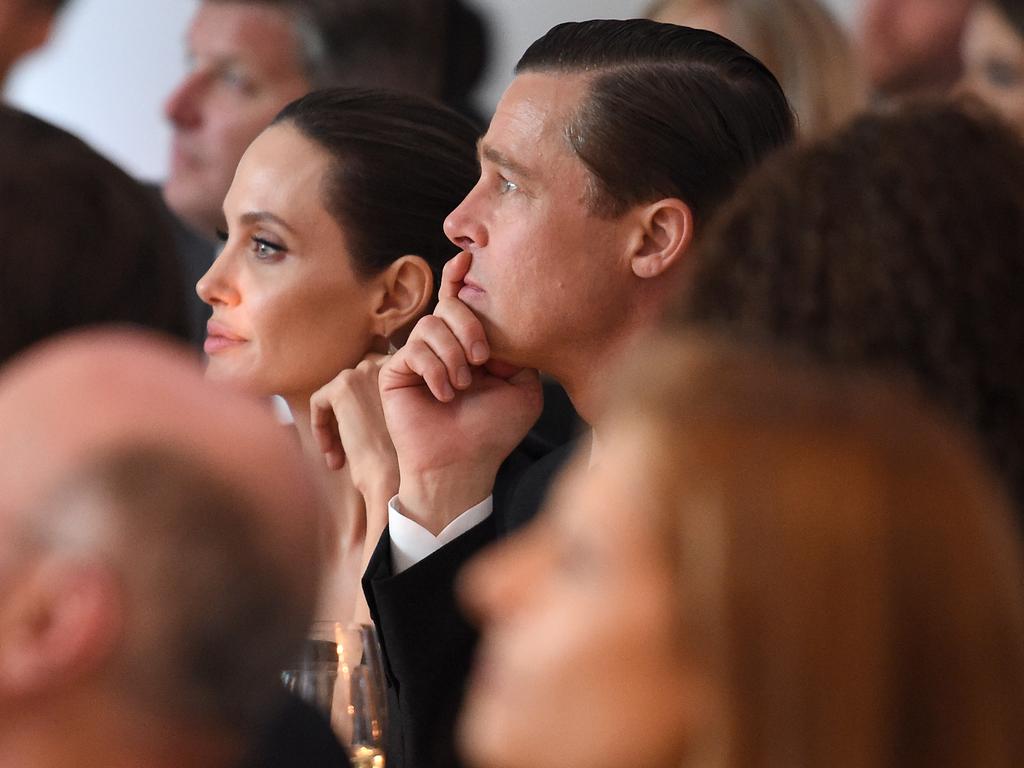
[669,100,1024,515]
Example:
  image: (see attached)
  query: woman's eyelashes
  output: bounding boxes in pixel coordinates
[249,235,287,261]
[985,59,1023,88]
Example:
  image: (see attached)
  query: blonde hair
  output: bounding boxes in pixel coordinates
[646,0,866,136]
[607,333,1024,767]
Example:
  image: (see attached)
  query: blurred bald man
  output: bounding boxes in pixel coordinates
[0,330,337,768]
[860,0,975,98]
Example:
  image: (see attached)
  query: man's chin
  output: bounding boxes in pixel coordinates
[162,184,223,240]
[459,305,536,372]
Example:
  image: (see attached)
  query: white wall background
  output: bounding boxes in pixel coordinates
[5,0,858,183]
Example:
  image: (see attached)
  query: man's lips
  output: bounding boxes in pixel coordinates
[204,321,247,355]
[169,140,200,173]
[459,274,485,300]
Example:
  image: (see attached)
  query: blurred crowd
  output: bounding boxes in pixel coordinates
[1,1,1022,768]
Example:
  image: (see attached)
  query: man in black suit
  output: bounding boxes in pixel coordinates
[363,19,795,768]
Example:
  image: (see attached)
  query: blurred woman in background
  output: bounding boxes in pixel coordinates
[645,0,865,136]
[458,333,1024,768]
[961,0,1024,133]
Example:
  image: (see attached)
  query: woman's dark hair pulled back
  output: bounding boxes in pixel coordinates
[272,87,480,294]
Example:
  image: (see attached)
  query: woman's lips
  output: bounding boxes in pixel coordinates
[204,322,247,355]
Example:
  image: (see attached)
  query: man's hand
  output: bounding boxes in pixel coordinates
[379,253,543,534]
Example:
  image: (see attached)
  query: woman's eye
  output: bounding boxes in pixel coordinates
[984,59,1023,88]
[250,236,285,261]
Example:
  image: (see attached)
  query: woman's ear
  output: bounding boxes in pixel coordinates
[629,199,694,280]
[370,255,434,342]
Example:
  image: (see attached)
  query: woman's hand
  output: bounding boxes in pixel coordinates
[310,354,400,507]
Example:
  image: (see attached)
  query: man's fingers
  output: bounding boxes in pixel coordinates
[439,251,472,300]
[434,297,489,365]
[507,366,541,389]
[391,340,457,402]
[415,315,474,390]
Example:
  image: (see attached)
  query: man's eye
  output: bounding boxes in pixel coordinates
[221,68,254,93]
[499,177,519,194]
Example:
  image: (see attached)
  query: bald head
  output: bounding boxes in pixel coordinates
[0,330,324,759]
[0,329,316,531]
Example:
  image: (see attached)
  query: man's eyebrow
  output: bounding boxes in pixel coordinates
[239,211,296,233]
[478,139,535,182]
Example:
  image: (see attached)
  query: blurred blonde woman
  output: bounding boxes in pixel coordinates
[458,333,1024,768]
[646,0,866,135]
[961,0,1024,133]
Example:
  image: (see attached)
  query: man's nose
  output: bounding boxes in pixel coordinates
[444,184,488,251]
[164,72,205,129]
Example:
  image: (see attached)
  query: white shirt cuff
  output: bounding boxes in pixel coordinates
[388,494,493,574]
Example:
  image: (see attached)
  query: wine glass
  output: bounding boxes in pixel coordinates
[282,622,387,767]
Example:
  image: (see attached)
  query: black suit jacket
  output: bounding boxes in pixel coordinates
[362,437,579,768]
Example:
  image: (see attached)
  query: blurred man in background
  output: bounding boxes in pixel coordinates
[859,0,975,98]
[0,330,329,768]
[0,0,69,90]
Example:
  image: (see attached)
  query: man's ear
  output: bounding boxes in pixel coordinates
[0,559,122,697]
[628,198,694,280]
[370,255,434,343]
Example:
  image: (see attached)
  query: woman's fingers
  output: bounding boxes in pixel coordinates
[310,383,346,469]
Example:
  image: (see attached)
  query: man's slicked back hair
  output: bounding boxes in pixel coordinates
[515,19,795,222]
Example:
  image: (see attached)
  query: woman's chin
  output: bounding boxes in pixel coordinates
[457,687,532,768]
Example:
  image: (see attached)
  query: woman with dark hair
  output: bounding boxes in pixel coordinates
[0,106,189,365]
[669,101,1024,518]
[961,0,1024,133]
[459,333,1024,768]
[197,88,479,622]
